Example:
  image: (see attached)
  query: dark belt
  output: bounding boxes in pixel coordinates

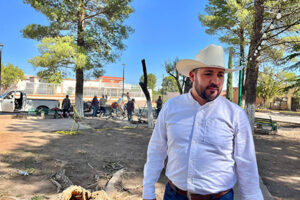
[169,180,232,200]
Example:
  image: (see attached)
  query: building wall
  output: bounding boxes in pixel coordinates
[261,89,296,110]
[17,75,147,108]
[221,87,239,105]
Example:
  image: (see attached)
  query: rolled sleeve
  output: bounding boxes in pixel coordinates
[234,109,264,200]
[143,104,168,199]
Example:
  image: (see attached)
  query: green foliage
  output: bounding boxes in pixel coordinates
[282,44,300,71]
[281,71,300,98]
[164,58,186,94]
[152,90,162,96]
[226,48,234,101]
[1,63,25,90]
[257,0,300,64]
[29,36,86,68]
[161,76,179,95]
[31,194,46,200]
[152,90,162,102]
[199,0,253,46]
[140,73,157,91]
[37,70,63,84]
[199,0,300,67]
[22,24,61,41]
[256,67,285,106]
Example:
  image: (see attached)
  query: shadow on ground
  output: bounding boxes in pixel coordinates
[254,133,300,199]
[0,118,168,199]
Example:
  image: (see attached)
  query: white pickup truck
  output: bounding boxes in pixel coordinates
[0,90,59,112]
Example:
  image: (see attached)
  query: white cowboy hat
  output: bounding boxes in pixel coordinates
[176,44,243,77]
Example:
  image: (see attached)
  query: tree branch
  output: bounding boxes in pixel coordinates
[261,40,300,51]
[139,59,151,101]
[265,20,300,41]
[84,9,106,20]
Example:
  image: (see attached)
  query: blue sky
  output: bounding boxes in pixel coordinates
[0,0,239,88]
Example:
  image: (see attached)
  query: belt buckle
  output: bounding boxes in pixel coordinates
[187,191,192,200]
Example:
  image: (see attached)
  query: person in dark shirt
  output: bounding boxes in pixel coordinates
[126,98,135,121]
[62,95,71,118]
[156,96,163,118]
[91,95,99,117]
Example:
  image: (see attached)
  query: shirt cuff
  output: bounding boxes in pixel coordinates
[142,185,156,199]
[241,192,264,200]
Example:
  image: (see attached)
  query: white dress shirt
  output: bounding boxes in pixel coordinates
[143,92,263,200]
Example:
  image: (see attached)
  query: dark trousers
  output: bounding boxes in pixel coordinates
[99,106,106,116]
[63,109,69,118]
[127,110,133,121]
[92,106,98,117]
[156,108,161,118]
[163,183,234,200]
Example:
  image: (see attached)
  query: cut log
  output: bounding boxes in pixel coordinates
[105,169,125,194]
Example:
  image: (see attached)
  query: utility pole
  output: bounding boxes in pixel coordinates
[162,74,164,103]
[122,63,125,102]
[0,43,4,93]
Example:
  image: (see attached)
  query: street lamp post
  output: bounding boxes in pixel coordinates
[238,52,244,106]
[0,43,4,93]
[122,63,125,100]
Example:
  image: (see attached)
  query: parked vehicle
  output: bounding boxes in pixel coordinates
[69,101,92,113]
[0,90,59,112]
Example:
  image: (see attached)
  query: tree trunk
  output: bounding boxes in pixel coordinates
[245,0,264,130]
[139,59,154,128]
[75,0,85,117]
[226,47,234,101]
[175,71,183,94]
[184,77,193,93]
[146,99,154,128]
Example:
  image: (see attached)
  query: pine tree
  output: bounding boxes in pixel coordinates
[22,0,134,116]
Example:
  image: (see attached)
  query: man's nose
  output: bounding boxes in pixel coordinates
[210,75,221,85]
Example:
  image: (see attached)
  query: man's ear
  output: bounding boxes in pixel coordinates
[189,70,196,82]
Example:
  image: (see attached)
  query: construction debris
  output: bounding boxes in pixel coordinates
[102,161,124,173]
[105,169,125,194]
[60,185,110,200]
[54,164,135,199]
[50,169,73,193]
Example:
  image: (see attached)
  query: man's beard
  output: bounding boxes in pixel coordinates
[195,83,222,102]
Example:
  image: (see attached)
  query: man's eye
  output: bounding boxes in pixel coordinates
[218,74,224,77]
[204,73,212,76]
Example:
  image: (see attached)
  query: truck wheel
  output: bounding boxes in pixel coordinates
[36,106,49,114]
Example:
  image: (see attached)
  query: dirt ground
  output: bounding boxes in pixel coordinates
[0,117,167,200]
[255,122,300,200]
[0,117,299,200]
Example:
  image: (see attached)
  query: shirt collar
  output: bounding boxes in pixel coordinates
[188,89,220,107]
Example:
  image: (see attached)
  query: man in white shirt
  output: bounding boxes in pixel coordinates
[143,44,263,200]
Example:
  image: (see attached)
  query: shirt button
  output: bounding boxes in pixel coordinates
[193,140,196,144]
[190,160,193,164]
[188,179,192,183]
